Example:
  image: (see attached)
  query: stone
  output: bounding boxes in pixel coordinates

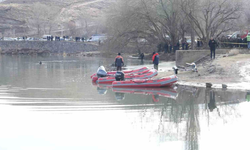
[206,83,212,88]
[222,84,227,89]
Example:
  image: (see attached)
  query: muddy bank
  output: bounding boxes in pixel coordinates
[157,52,250,90]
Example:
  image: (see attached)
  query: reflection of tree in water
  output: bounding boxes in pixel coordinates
[203,88,242,125]
[184,97,199,150]
[137,86,245,150]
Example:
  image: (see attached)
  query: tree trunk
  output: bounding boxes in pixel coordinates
[191,28,195,50]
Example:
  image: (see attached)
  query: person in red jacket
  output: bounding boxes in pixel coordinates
[115,53,124,71]
[152,52,159,70]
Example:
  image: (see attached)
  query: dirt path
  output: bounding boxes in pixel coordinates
[59,0,104,16]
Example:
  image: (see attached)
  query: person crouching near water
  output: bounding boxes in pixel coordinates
[115,53,124,71]
[152,52,159,70]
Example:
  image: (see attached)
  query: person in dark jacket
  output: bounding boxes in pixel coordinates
[164,42,169,53]
[176,41,180,50]
[115,53,124,71]
[157,43,162,52]
[208,37,217,59]
[182,38,186,50]
[152,52,159,70]
[140,53,144,61]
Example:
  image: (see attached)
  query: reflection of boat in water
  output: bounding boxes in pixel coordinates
[97,87,108,95]
[92,81,177,100]
[112,87,178,100]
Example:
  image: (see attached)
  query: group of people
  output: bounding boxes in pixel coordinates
[114,52,159,71]
[114,37,217,72]
[75,37,84,42]
[157,42,189,53]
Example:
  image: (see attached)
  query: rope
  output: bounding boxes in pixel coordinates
[219,42,247,45]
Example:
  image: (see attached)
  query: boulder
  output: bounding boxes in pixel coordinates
[206,83,212,88]
[222,84,227,89]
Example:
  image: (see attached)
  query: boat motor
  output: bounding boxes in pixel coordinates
[97,66,107,77]
[115,71,125,81]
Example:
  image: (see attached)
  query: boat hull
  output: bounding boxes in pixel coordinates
[112,75,177,88]
[112,87,177,99]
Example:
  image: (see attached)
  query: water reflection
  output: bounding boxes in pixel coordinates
[208,89,216,112]
[92,84,247,150]
[0,55,249,150]
[114,92,125,101]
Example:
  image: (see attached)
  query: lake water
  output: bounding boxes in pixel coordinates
[0,55,249,150]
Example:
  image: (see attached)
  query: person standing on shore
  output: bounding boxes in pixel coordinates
[208,37,217,59]
[140,53,144,60]
[115,53,124,71]
[152,52,159,70]
[247,33,250,49]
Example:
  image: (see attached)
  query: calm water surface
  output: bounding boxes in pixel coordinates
[0,55,249,150]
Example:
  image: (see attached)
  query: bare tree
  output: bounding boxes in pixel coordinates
[181,0,242,47]
[30,2,60,37]
[105,0,242,52]
[66,20,77,36]
[77,10,103,37]
[105,0,185,53]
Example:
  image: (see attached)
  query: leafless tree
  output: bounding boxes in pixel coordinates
[66,20,77,36]
[29,2,60,37]
[181,0,242,47]
[105,0,185,53]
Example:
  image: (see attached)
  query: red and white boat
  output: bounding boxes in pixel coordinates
[91,67,149,78]
[97,69,158,84]
[112,75,177,88]
[91,67,150,82]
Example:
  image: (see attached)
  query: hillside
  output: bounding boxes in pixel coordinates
[0,0,114,37]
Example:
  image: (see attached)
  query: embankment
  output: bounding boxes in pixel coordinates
[0,41,98,55]
[176,49,232,66]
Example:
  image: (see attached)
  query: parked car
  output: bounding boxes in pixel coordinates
[60,37,65,41]
[16,37,24,41]
[3,37,15,41]
[27,37,34,41]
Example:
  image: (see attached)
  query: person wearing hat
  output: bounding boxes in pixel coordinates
[115,53,124,71]
[152,52,159,70]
